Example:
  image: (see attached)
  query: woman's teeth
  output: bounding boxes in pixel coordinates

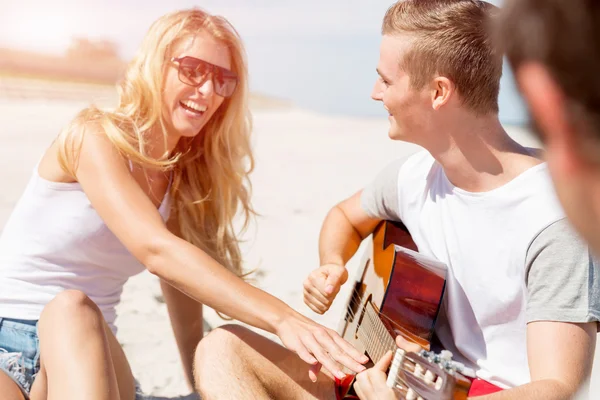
[181,100,207,113]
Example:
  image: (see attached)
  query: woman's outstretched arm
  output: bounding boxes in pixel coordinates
[71,126,368,379]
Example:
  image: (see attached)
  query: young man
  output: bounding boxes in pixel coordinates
[496,0,600,257]
[194,1,599,399]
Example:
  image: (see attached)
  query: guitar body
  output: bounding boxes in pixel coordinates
[337,220,475,399]
[339,220,446,353]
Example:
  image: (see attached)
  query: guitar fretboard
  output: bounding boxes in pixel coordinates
[356,302,397,363]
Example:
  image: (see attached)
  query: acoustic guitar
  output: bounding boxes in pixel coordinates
[336,220,478,399]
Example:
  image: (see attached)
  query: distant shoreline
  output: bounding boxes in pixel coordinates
[0,73,294,111]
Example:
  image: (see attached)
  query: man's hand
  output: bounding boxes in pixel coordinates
[353,335,424,400]
[394,334,424,353]
[303,263,348,314]
[354,351,399,400]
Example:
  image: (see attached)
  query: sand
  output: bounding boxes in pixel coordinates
[0,96,596,399]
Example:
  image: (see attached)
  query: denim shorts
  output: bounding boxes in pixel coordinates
[0,317,40,397]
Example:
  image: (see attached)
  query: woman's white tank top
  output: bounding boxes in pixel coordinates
[0,162,171,333]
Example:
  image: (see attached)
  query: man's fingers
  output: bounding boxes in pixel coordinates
[324,266,348,294]
[353,371,371,400]
[308,271,330,295]
[324,273,342,295]
[303,289,330,314]
[303,281,331,304]
[304,295,328,315]
[395,335,423,353]
[374,350,393,372]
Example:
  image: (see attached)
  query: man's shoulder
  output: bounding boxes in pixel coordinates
[394,150,438,183]
[402,150,436,171]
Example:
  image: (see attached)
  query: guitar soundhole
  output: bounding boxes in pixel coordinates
[355,294,372,340]
[345,280,362,325]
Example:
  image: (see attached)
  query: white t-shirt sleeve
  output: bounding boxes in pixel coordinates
[525,218,600,326]
[360,158,406,221]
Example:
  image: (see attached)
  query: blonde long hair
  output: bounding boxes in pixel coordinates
[57,8,255,279]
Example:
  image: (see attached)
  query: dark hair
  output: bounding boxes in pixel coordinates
[497,0,600,143]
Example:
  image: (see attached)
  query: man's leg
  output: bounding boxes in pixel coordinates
[195,324,338,400]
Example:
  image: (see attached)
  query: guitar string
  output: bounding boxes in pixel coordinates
[352,293,436,379]
[342,287,445,396]
[344,285,427,346]
[357,309,419,396]
[361,309,440,397]
[354,300,439,399]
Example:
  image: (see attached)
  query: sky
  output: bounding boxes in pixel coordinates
[0,0,528,124]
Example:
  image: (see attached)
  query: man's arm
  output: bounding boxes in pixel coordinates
[474,321,596,400]
[355,323,595,400]
[480,218,600,399]
[304,158,406,314]
[318,190,382,267]
[319,154,408,267]
[304,191,381,314]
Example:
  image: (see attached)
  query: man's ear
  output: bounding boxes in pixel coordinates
[517,62,581,174]
[431,76,454,110]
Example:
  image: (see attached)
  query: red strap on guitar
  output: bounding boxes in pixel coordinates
[335,376,357,400]
[467,377,504,397]
[335,375,503,399]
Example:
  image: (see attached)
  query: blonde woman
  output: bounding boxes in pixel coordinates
[0,8,368,400]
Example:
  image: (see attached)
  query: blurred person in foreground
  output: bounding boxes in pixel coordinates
[0,8,368,400]
[194,1,599,399]
[497,0,600,258]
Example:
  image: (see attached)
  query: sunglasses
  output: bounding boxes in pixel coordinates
[170,56,238,98]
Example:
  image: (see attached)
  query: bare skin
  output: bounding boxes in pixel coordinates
[195,324,337,400]
[194,32,597,400]
[0,30,367,399]
[1,290,135,400]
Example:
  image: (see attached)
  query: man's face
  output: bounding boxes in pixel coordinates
[517,63,600,255]
[371,34,433,144]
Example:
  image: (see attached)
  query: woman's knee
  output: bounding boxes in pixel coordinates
[39,290,103,331]
[0,369,26,400]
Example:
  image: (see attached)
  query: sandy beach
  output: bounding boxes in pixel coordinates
[0,95,597,399]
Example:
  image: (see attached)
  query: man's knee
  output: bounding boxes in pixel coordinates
[194,324,252,391]
[195,324,251,366]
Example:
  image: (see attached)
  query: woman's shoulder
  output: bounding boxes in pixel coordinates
[45,107,127,183]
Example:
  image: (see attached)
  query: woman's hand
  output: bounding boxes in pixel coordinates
[275,311,369,382]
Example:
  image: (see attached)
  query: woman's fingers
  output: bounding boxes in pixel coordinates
[332,331,370,364]
[302,333,347,379]
[313,330,368,374]
[308,362,322,382]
